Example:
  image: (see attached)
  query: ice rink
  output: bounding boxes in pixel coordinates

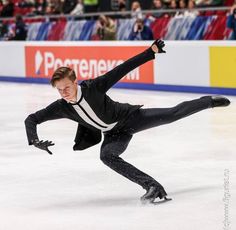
[0,82,235,230]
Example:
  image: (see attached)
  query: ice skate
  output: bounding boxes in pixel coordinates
[140,186,170,204]
[211,96,230,108]
[201,96,230,108]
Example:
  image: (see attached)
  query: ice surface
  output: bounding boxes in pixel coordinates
[0,82,235,230]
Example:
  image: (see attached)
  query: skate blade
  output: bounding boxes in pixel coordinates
[151,197,172,205]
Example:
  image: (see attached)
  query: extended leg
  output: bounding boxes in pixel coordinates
[123,96,227,134]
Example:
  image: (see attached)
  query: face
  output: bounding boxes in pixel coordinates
[153,0,162,8]
[179,0,186,8]
[188,0,194,9]
[54,77,78,102]
[170,0,177,8]
[132,2,140,10]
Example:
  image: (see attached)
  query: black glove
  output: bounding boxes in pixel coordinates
[33,139,55,155]
[152,39,166,53]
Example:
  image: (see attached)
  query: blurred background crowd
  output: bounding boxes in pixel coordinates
[0,0,236,40]
[0,0,231,17]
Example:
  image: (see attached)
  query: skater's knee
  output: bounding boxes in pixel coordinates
[100,145,123,166]
[168,103,188,121]
[100,148,114,165]
[100,152,109,164]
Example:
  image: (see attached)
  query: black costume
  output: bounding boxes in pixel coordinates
[25,46,217,197]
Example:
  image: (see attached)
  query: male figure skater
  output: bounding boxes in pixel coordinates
[25,40,230,204]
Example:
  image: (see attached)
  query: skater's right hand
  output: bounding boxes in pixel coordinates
[33,139,54,155]
[151,39,166,54]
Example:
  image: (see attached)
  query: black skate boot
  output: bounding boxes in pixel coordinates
[140,186,168,204]
[211,96,230,108]
[200,96,230,108]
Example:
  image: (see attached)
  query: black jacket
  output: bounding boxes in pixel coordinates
[25,47,155,150]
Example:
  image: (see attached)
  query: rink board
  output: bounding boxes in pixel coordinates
[0,41,236,95]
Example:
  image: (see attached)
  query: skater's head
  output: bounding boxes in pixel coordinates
[51,67,78,103]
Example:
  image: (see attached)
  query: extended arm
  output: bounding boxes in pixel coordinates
[93,39,166,93]
[24,100,64,154]
[93,47,154,93]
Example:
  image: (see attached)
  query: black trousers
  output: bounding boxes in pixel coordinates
[100,96,213,190]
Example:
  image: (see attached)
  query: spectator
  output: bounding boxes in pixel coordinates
[179,0,186,10]
[84,0,99,13]
[44,0,53,14]
[175,0,186,17]
[0,0,14,17]
[62,0,77,14]
[184,0,199,17]
[18,0,34,8]
[9,14,27,40]
[149,0,167,20]
[33,0,47,15]
[195,0,223,7]
[118,0,126,11]
[129,18,154,40]
[70,0,83,16]
[116,0,128,18]
[227,4,236,39]
[18,0,36,16]
[162,0,171,7]
[50,0,63,14]
[96,14,116,40]
[0,0,3,15]
[169,0,177,9]
[168,0,177,17]
[0,21,9,40]
[131,1,142,19]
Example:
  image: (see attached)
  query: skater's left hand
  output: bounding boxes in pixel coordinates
[151,39,166,54]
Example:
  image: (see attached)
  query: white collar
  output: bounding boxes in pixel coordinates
[69,85,82,104]
[76,85,82,102]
